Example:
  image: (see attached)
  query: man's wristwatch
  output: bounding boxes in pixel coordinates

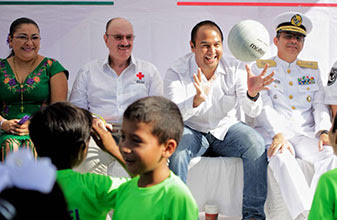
[247,91,260,102]
[319,130,329,136]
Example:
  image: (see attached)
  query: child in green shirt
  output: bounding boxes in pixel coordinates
[309,115,337,220]
[29,101,129,220]
[108,96,199,220]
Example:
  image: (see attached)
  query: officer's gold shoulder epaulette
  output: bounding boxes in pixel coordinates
[256,59,277,68]
[296,60,318,69]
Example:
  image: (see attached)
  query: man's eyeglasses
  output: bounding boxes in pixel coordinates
[14,34,41,42]
[106,34,135,41]
[281,32,304,42]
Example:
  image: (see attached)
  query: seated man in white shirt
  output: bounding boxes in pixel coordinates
[69,17,163,175]
[164,20,274,220]
[252,12,337,220]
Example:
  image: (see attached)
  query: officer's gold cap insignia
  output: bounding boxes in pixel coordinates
[291,14,303,27]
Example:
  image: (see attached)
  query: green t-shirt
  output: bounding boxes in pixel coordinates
[112,171,199,220]
[309,168,337,220]
[57,169,128,220]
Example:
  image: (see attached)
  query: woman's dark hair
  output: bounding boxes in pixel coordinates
[7,17,40,58]
[29,102,93,170]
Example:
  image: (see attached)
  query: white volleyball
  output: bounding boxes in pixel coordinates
[227,20,270,62]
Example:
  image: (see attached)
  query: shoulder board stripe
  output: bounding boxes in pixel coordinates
[296,60,318,69]
[256,59,276,68]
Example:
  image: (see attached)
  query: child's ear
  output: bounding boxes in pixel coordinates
[74,141,89,167]
[162,139,177,158]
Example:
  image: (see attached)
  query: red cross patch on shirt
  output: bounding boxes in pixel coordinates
[136,72,144,80]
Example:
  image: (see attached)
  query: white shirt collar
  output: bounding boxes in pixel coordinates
[103,54,136,69]
[275,55,297,68]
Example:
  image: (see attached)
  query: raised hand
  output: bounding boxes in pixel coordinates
[193,68,212,107]
[91,118,132,176]
[91,118,118,154]
[246,63,274,97]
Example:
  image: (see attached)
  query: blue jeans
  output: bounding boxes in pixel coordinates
[169,122,267,220]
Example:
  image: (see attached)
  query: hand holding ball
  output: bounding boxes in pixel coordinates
[227,20,270,62]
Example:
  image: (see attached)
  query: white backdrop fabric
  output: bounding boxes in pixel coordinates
[1,1,336,218]
[1,0,337,91]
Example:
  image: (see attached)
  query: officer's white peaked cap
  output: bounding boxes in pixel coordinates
[273,12,312,36]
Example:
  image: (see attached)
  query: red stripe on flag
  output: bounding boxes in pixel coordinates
[177,2,337,7]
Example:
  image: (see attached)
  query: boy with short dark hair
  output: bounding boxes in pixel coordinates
[111,96,198,219]
[29,101,128,220]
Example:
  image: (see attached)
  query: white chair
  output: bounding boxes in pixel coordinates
[187,156,314,220]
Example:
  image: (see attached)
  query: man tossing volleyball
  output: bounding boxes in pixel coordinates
[164,20,274,220]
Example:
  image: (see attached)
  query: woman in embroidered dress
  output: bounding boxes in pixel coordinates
[0,17,68,161]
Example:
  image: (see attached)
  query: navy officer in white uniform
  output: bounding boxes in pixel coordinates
[252,12,337,220]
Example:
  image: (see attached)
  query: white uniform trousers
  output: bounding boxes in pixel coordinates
[268,134,337,220]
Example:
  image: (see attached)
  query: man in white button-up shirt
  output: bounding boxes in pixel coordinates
[252,12,337,220]
[69,18,163,176]
[164,20,274,220]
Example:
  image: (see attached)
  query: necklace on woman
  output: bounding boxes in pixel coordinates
[12,56,37,112]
